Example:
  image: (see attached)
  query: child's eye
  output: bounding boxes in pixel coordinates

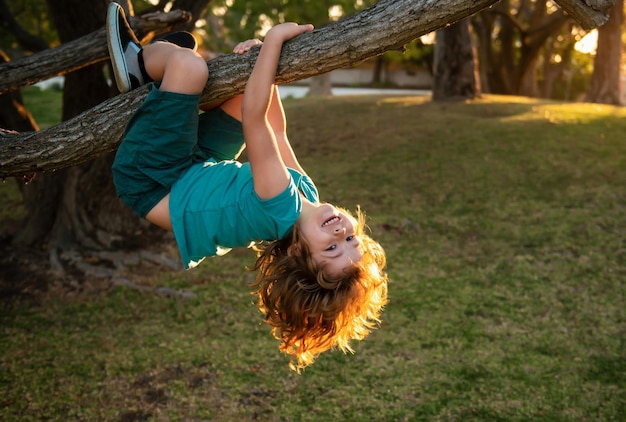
[325,245,337,251]
[346,235,355,242]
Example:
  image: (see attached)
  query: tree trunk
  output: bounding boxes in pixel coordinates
[471,12,494,93]
[12,0,153,273]
[432,18,479,101]
[372,56,384,85]
[540,30,576,99]
[586,0,623,105]
[308,74,333,96]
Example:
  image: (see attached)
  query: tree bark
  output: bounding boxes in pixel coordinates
[585,0,623,105]
[554,0,614,29]
[432,18,480,101]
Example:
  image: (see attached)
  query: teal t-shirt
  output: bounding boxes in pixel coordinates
[169,160,319,269]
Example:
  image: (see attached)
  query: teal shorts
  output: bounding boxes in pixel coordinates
[112,84,244,218]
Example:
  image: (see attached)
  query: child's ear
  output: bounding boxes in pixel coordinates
[287,244,301,256]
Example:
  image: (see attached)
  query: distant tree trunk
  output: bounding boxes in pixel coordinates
[308,74,333,96]
[586,0,623,105]
[541,28,576,99]
[432,18,480,101]
[372,56,385,85]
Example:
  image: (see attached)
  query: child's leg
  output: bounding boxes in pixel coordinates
[195,95,245,162]
[106,2,206,94]
[141,43,208,94]
[108,3,206,223]
[194,87,289,163]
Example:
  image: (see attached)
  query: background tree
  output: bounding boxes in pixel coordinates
[14,0,126,269]
[0,0,616,281]
[0,0,51,55]
[472,0,574,96]
[1,0,212,276]
[204,0,368,51]
[432,18,480,101]
[586,0,624,105]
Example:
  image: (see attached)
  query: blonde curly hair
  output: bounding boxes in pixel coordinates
[251,208,388,371]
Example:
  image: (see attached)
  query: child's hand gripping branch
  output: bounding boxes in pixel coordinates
[106,2,387,371]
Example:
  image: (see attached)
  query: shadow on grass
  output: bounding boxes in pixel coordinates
[586,355,626,385]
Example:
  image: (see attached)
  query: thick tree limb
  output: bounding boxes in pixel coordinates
[0,10,192,94]
[0,0,615,179]
[554,0,614,29]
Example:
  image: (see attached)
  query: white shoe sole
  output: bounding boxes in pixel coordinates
[106,3,132,93]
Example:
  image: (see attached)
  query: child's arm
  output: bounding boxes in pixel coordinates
[266,86,307,176]
[242,23,313,200]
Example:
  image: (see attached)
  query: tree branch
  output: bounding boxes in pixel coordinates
[0,9,192,94]
[0,0,615,179]
[554,0,615,29]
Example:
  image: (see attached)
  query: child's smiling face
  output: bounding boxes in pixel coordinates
[297,203,363,276]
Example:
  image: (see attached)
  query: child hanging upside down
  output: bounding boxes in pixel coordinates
[106,2,387,371]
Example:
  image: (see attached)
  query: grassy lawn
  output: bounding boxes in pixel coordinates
[1,88,625,421]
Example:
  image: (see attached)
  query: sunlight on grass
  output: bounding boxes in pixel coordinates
[1,91,625,421]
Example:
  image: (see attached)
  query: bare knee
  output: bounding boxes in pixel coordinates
[161,50,208,94]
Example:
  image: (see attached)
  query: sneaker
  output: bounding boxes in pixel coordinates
[106,2,146,92]
[155,31,198,51]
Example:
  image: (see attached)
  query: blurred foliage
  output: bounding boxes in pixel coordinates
[0,0,158,56]
[201,0,375,52]
[550,49,595,101]
[0,0,56,55]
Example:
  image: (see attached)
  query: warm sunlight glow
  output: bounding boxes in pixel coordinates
[420,32,435,45]
[575,30,598,54]
[329,5,344,21]
[212,6,227,17]
[258,14,273,37]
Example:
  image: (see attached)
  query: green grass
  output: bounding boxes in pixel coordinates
[1,91,625,421]
[20,85,63,129]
